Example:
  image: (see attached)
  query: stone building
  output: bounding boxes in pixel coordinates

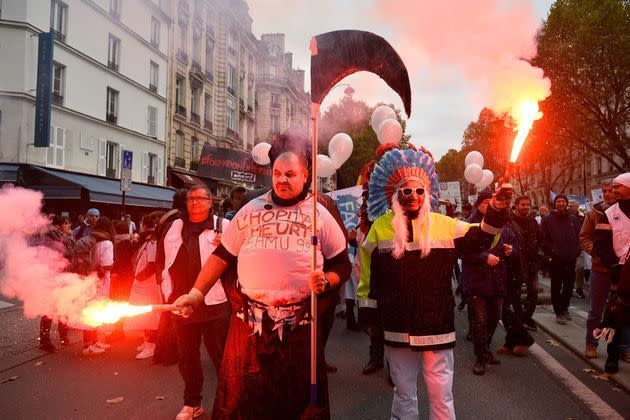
[166,0,258,197]
[255,33,309,144]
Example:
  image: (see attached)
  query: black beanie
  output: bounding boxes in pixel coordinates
[474,190,492,208]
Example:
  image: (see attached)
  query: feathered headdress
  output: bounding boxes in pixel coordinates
[367,148,439,221]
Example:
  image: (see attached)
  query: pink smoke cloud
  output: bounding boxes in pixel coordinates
[0,185,100,325]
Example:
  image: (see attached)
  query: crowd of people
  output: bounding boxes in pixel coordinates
[34,128,629,419]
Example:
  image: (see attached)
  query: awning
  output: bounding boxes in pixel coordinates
[17,165,174,208]
[170,169,207,187]
[0,163,19,184]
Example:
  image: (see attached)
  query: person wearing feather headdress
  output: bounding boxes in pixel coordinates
[357,147,513,420]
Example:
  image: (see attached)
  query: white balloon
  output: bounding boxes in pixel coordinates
[251,142,271,165]
[377,119,403,145]
[370,105,397,132]
[328,133,353,169]
[316,155,336,178]
[478,169,494,188]
[464,164,483,184]
[465,151,484,168]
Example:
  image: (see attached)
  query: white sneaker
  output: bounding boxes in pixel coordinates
[137,341,147,352]
[95,341,111,349]
[136,342,156,360]
[82,344,106,356]
[175,405,204,420]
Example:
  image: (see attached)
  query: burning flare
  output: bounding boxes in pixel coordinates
[81,300,152,327]
[509,100,542,162]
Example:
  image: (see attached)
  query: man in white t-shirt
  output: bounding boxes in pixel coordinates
[174,149,350,419]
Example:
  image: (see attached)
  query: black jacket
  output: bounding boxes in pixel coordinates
[540,210,581,262]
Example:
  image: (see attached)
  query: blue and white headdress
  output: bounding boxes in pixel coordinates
[367,148,439,221]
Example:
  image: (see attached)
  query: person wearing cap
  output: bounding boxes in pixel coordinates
[540,194,582,324]
[173,129,351,418]
[357,148,510,420]
[593,172,630,372]
[72,208,100,240]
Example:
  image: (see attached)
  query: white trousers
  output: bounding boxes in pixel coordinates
[385,346,456,420]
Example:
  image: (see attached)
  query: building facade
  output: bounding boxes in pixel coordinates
[255,33,309,144]
[516,150,627,206]
[166,0,258,197]
[0,0,171,185]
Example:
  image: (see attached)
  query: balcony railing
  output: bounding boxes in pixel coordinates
[191,61,202,72]
[147,175,156,185]
[205,120,213,131]
[52,92,63,105]
[227,86,235,96]
[257,74,285,85]
[176,49,188,63]
[106,113,118,124]
[107,61,119,72]
[205,71,214,82]
[247,105,253,113]
[50,29,65,43]
[176,104,186,116]
[105,168,117,178]
[149,83,157,93]
[206,26,215,39]
[189,161,199,171]
[174,157,186,168]
[239,98,245,108]
[191,112,200,124]
[270,101,281,109]
[226,128,239,142]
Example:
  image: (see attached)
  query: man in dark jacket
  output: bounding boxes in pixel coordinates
[461,193,515,375]
[540,194,582,324]
[511,195,541,330]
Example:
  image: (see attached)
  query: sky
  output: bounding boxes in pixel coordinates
[247,0,555,160]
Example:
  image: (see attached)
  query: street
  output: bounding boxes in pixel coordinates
[1,294,628,419]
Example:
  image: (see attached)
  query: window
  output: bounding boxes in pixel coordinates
[179,22,187,51]
[110,0,121,19]
[191,87,200,121]
[50,0,67,41]
[192,32,201,64]
[271,92,280,108]
[227,30,236,55]
[191,137,199,161]
[52,62,65,105]
[148,153,157,184]
[46,126,65,168]
[105,141,119,178]
[175,76,185,110]
[205,43,213,75]
[175,132,184,158]
[227,106,236,131]
[271,115,279,133]
[204,93,212,123]
[147,106,158,137]
[269,65,277,76]
[108,34,120,72]
[596,157,603,174]
[106,87,119,124]
[227,64,236,95]
[149,61,159,92]
[151,17,160,47]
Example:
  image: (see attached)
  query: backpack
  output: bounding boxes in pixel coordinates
[69,236,97,275]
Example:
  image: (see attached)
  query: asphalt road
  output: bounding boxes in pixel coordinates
[0,303,628,420]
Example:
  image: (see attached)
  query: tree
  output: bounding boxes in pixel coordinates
[533,0,630,171]
[435,149,464,183]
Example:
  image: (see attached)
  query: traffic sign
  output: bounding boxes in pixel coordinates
[121,150,133,192]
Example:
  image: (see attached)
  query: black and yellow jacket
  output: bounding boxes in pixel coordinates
[358,208,505,351]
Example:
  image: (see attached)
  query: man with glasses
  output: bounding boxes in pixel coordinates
[161,185,229,420]
[581,180,617,359]
[357,148,511,419]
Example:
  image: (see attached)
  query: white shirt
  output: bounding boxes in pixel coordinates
[221,193,347,306]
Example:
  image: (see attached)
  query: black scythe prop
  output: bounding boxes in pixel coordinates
[306,29,411,413]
